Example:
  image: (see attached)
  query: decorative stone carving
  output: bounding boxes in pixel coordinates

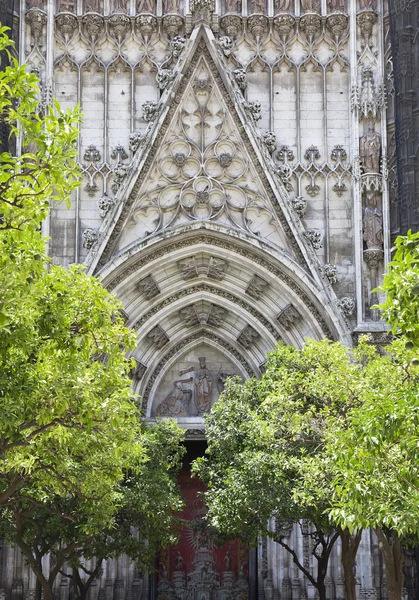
[179,257,198,280]
[360,126,381,173]
[303,228,323,249]
[233,68,247,91]
[135,14,157,36]
[273,15,296,40]
[179,357,213,415]
[83,144,101,163]
[170,35,186,57]
[247,15,268,38]
[179,305,199,326]
[163,0,178,11]
[244,100,262,122]
[162,14,183,36]
[331,144,347,163]
[142,100,159,122]
[290,196,307,218]
[82,228,99,249]
[218,34,234,53]
[326,13,348,39]
[147,325,169,348]
[363,192,383,249]
[131,360,147,381]
[275,0,291,11]
[137,0,155,11]
[327,0,346,11]
[363,248,383,269]
[353,67,385,119]
[277,145,295,163]
[156,381,191,417]
[357,10,377,46]
[359,0,375,8]
[273,164,293,191]
[26,9,47,46]
[246,275,270,300]
[299,13,322,40]
[111,144,128,162]
[129,131,145,153]
[26,0,44,7]
[85,180,99,196]
[108,13,130,40]
[207,305,227,327]
[137,274,161,300]
[277,303,301,329]
[207,257,227,280]
[300,0,320,9]
[336,297,355,320]
[249,0,265,12]
[55,13,78,41]
[190,0,214,22]
[333,181,347,196]
[111,164,129,194]
[361,173,383,193]
[262,131,277,154]
[321,264,339,284]
[156,69,175,91]
[84,0,100,11]
[82,13,104,39]
[113,0,128,10]
[225,0,241,12]
[98,194,116,218]
[304,145,321,162]
[237,325,260,349]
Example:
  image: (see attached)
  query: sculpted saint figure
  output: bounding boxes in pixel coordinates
[156,380,192,417]
[163,0,178,10]
[275,0,291,10]
[113,0,127,10]
[225,0,241,11]
[363,192,383,250]
[180,357,213,415]
[85,0,100,11]
[359,0,375,8]
[137,0,155,11]
[327,0,345,9]
[250,0,266,12]
[360,125,381,173]
[301,0,319,10]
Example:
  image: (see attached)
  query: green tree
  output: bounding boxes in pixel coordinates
[194,340,365,600]
[376,230,419,348]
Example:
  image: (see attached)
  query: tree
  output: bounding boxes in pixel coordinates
[194,340,365,600]
[376,229,419,348]
[328,338,419,600]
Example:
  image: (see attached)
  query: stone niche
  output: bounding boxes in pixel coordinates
[151,343,242,421]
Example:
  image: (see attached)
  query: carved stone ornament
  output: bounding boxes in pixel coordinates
[244,100,262,123]
[262,131,277,154]
[331,144,347,163]
[82,228,99,249]
[353,67,385,119]
[277,145,295,163]
[237,325,260,349]
[363,248,384,269]
[55,13,78,41]
[304,145,321,163]
[179,305,199,327]
[98,194,116,218]
[357,10,377,46]
[156,382,191,417]
[178,257,198,280]
[147,325,169,348]
[327,0,346,11]
[289,196,307,218]
[162,14,183,37]
[246,275,270,299]
[82,13,104,40]
[225,0,241,11]
[218,35,234,54]
[303,228,323,249]
[142,100,159,122]
[135,14,157,36]
[277,303,301,329]
[207,257,227,280]
[299,13,322,41]
[129,131,145,153]
[220,15,242,39]
[359,0,375,8]
[247,15,268,38]
[170,35,186,58]
[363,192,383,250]
[274,0,291,12]
[111,144,128,162]
[207,305,227,327]
[130,360,147,381]
[336,297,355,321]
[108,13,130,41]
[360,173,383,193]
[26,9,47,46]
[233,68,247,91]
[273,14,296,40]
[137,274,161,300]
[83,144,101,163]
[273,164,293,192]
[111,164,129,194]
[326,13,348,39]
[137,0,155,12]
[360,126,381,174]
[156,69,176,91]
[321,263,339,284]
[190,0,215,22]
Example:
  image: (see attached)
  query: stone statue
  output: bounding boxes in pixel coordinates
[250,0,265,12]
[156,380,192,417]
[363,192,383,250]
[137,0,155,11]
[180,357,213,415]
[225,0,241,11]
[275,0,291,10]
[113,0,127,10]
[175,551,184,570]
[84,0,100,11]
[301,0,319,10]
[327,0,345,9]
[360,126,381,173]
[359,0,375,8]
[224,552,232,570]
[163,0,178,10]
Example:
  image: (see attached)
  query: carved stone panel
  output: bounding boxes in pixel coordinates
[136,274,161,300]
[245,275,270,300]
[237,325,260,349]
[147,325,170,348]
[277,304,301,329]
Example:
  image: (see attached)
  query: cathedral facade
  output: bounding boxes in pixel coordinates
[1,0,418,598]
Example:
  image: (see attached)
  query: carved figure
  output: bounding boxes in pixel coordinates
[156,381,192,417]
[137,0,155,11]
[359,0,375,8]
[224,552,232,570]
[360,126,381,173]
[163,0,178,10]
[85,0,100,11]
[363,192,383,249]
[327,0,345,10]
[225,0,241,11]
[250,0,265,12]
[175,552,184,570]
[113,0,127,10]
[301,0,319,10]
[275,0,291,10]
[180,357,213,415]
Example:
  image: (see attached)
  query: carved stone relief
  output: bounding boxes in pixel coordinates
[246,275,270,300]
[237,325,260,349]
[363,192,383,250]
[147,325,170,348]
[360,126,381,174]
[136,274,161,300]
[277,303,301,329]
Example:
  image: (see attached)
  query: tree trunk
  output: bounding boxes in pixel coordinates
[339,527,362,600]
[42,583,54,600]
[34,579,42,600]
[375,527,404,600]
